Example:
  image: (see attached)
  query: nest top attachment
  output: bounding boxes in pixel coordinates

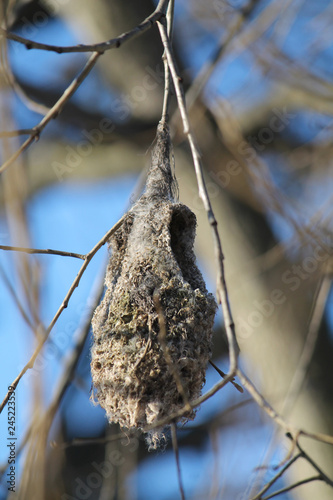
[91,122,217,449]
[145,121,178,201]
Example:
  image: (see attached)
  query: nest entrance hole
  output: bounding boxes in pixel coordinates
[169,208,195,286]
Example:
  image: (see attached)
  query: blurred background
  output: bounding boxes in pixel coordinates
[0,0,333,499]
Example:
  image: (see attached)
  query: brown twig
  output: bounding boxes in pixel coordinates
[160,0,175,123]
[156,18,239,374]
[0,270,105,473]
[250,432,333,499]
[46,274,105,419]
[143,374,234,433]
[0,262,34,329]
[250,453,302,500]
[0,0,169,54]
[281,273,332,417]
[0,51,101,174]
[293,436,333,487]
[0,244,85,260]
[0,0,170,174]
[0,129,35,138]
[262,476,323,500]
[0,214,126,414]
[237,370,333,449]
[0,40,50,116]
[298,429,333,447]
[209,359,243,393]
[236,370,290,432]
[171,423,186,500]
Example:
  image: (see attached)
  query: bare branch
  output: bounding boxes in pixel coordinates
[0,41,50,116]
[0,51,101,174]
[250,453,302,500]
[160,0,175,122]
[0,214,126,414]
[262,476,323,500]
[0,262,34,329]
[0,0,170,174]
[237,370,290,432]
[238,370,333,449]
[143,374,234,433]
[293,436,333,487]
[156,18,239,373]
[298,429,333,447]
[171,423,186,500]
[0,0,169,54]
[250,431,333,499]
[0,244,85,260]
[281,274,332,416]
[0,271,105,469]
[209,360,243,393]
[0,129,35,138]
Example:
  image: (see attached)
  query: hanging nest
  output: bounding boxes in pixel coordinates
[91,122,217,449]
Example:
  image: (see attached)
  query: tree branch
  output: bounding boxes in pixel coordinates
[0,244,85,260]
[156,18,240,373]
[0,0,170,175]
[0,51,101,174]
[171,423,186,500]
[0,214,126,414]
[262,475,323,500]
[0,0,169,54]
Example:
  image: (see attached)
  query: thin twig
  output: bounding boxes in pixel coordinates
[0,129,35,138]
[156,18,239,373]
[0,51,101,174]
[46,273,105,419]
[237,370,333,450]
[143,374,234,433]
[281,273,332,417]
[160,0,174,122]
[0,214,126,414]
[166,0,175,39]
[58,430,140,449]
[236,370,290,432]
[0,40,50,116]
[0,0,170,174]
[0,0,169,54]
[182,0,257,114]
[0,262,34,329]
[160,54,171,123]
[262,475,323,500]
[250,453,302,500]
[248,270,333,496]
[209,359,243,393]
[0,244,85,260]
[171,423,186,500]
[0,270,105,471]
[298,429,333,447]
[292,435,333,487]
[61,399,254,449]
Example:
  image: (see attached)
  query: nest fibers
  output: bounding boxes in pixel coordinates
[91,122,217,449]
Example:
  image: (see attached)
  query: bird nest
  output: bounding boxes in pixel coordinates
[91,122,216,449]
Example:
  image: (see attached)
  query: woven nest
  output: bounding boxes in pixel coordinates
[91,123,217,448]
